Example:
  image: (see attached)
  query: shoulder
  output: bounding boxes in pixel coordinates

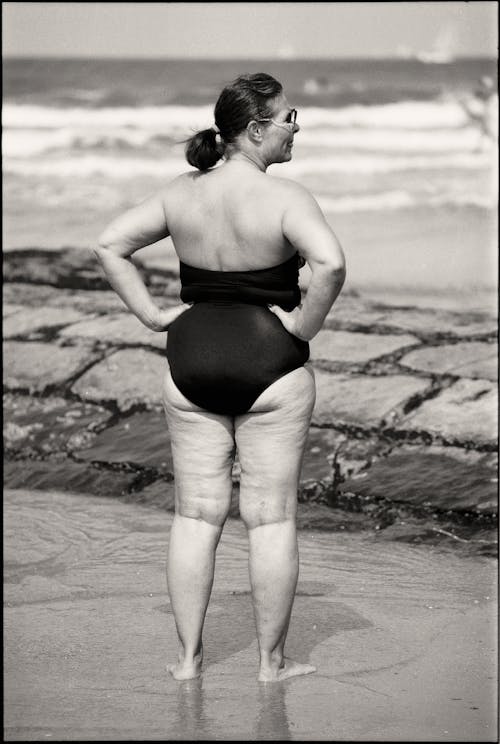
[159,171,196,194]
[267,175,323,220]
[267,175,320,207]
[155,171,199,207]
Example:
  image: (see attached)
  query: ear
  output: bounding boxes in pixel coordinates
[246,120,264,143]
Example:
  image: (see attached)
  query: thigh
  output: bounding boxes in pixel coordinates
[234,365,316,527]
[162,365,236,526]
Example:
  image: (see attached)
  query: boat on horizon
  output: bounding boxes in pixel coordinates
[415,27,456,65]
[416,49,455,64]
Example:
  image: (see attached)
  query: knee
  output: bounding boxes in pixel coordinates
[176,477,233,527]
[238,482,296,530]
[177,503,230,528]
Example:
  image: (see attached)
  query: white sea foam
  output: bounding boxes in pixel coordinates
[4,156,492,211]
[316,190,496,213]
[2,128,156,157]
[297,101,473,129]
[270,151,491,175]
[4,150,492,179]
[2,104,214,130]
[3,99,496,161]
[316,191,415,212]
[4,99,485,130]
[3,123,484,158]
[3,98,495,215]
[3,155,188,178]
[297,127,480,152]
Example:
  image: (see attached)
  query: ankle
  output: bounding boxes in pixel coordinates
[259,649,283,671]
[179,643,203,664]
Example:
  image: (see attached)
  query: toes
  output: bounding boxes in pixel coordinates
[259,660,317,682]
[167,662,202,681]
[277,661,316,681]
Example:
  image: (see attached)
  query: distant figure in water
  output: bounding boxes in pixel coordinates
[458,75,498,152]
[94,73,346,682]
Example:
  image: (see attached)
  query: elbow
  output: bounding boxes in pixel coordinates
[309,258,346,288]
[92,243,110,266]
[92,243,104,260]
[92,242,121,271]
[323,257,346,283]
[327,244,347,281]
[329,243,346,276]
[312,241,346,278]
[331,256,346,275]
[94,229,122,260]
[95,229,115,253]
[335,262,346,285]
[331,264,346,293]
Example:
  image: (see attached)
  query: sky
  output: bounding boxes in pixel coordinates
[2,2,498,59]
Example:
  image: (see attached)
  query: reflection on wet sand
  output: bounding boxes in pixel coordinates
[168,678,213,741]
[165,675,292,741]
[4,490,497,741]
[256,682,291,741]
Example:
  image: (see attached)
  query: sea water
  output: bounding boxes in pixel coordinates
[2,57,498,299]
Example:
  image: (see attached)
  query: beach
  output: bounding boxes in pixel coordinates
[3,246,498,740]
[4,488,497,741]
[3,56,498,740]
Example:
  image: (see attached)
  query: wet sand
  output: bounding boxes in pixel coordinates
[4,488,497,742]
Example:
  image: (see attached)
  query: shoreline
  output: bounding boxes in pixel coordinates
[3,203,498,307]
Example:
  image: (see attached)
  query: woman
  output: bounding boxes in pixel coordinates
[94,73,346,682]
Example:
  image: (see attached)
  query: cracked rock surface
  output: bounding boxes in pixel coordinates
[3,249,498,555]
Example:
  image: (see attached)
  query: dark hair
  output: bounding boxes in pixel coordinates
[185,73,283,171]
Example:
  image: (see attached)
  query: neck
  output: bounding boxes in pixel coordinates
[225,149,267,173]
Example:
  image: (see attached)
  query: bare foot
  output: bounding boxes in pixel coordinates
[167,655,202,681]
[258,657,316,682]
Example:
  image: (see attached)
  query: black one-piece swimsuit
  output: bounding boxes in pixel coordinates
[166,252,310,416]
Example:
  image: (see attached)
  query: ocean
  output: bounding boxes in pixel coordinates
[2,57,498,303]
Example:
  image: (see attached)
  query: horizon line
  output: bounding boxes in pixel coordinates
[3,53,497,62]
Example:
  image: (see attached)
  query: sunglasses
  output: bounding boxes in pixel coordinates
[256,108,298,130]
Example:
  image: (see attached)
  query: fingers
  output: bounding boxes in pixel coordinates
[268,305,289,326]
[155,303,191,331]
[268,304,293,335]
[268,304,282,317]
[267,305,308,342]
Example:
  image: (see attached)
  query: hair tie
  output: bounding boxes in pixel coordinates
[212,125,220,135]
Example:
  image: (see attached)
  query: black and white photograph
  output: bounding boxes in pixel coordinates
[3,1,498,740]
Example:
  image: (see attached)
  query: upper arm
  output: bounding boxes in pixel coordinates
[281,182,345,271]
[97,190,170,258]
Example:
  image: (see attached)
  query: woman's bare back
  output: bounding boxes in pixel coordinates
[162,163,296,270]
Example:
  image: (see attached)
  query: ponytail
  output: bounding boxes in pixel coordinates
[185,127,224,171]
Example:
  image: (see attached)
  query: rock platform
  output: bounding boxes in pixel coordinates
[3,248,498,555]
